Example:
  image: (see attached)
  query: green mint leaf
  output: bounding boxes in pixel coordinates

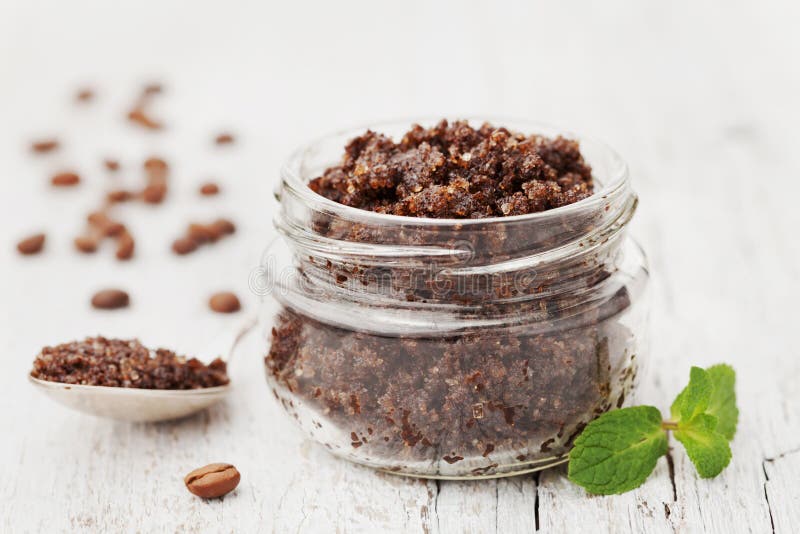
[568,406,668,495]
[670,366,712,422]
[705,364,738,440]
[674,413,732,477]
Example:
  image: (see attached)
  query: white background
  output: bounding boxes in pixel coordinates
[1,1,799,532]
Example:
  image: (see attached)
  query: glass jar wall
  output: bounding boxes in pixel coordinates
[260,120,649,479]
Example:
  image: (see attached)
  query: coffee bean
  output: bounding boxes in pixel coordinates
[76,88,94,102]
[74,235,98,253]
[174,218,234,255]
[211,218,236,235]
[140,158,168,203]
[31,139,59,154]
[51,172,80,187]
[115,231,135,260]
[172,237,198,255]
[188,223,217,244]
[104,159,120,172]
[127,108,162,130]
[206,225,226,242]
[107,190,133,203]
[17,233,45,255]
[184,463,240,499]
[209,292,241,313]
[141,183,167,204]
[215,133,235,145]
[142,83,163,96]
[91,289,130,310]
[143,157,168,174]
[88,212,124,237]
[199,182,220,196]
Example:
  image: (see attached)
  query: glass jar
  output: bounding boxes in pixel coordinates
[260,119,649,479]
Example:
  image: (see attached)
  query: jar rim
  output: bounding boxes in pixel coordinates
[279,116,630,227]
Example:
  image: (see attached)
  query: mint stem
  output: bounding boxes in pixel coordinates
[661,420,679,431]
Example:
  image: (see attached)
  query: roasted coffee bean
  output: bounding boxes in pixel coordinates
[115,231,134,260]
[91,289,130,310]
[74,235,98,253]
[140,157,168,202]
[143,83,163,96]
[215,133,235,145]
[76,88,94,102]
[184,463,240,499]
[199,182,220,196]
[141,183,167,204]
[172,237,198,255]
[107,190,133,203]
[88,212,124,237]
[17,233,45,255]
[174,218,234,253]
[51,172,81,187]
[188,223,217,244]
[207,226,225,242]
[104,159,120,172]
[143,157,168,174]
[211,218,236,235]
[127,108,162,130]
[209,292,241,313]
[31,139,59,154]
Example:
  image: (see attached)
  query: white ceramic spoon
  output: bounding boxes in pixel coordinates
[28,316,256,422]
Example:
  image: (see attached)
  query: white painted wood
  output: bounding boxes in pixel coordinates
[1,0,799,532]
[764,450,800,534]
[435,478,538,533]
[538,462,675,534]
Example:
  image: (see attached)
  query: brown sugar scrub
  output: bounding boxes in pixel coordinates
[308,120,593,217]
[31,337,229,389]
[264,119,649,478]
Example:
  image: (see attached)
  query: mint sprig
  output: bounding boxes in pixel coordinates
[703,364,739,440]
[567,364,737,495]
[568,406,668,495]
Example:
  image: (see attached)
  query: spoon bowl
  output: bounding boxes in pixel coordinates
[29,315,255,422]
[28,376,231,422]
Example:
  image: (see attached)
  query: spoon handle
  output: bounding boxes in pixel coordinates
[208,314,258,366]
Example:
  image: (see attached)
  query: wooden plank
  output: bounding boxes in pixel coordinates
[435,477,538,534]
[538,463,675,534]
[764,449,800,534]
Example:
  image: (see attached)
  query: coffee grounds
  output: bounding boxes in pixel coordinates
[309,119,593,218]
[31,337,229,389]
[267,296,634,473]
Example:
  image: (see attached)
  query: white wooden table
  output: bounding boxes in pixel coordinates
[2,1,799,532]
